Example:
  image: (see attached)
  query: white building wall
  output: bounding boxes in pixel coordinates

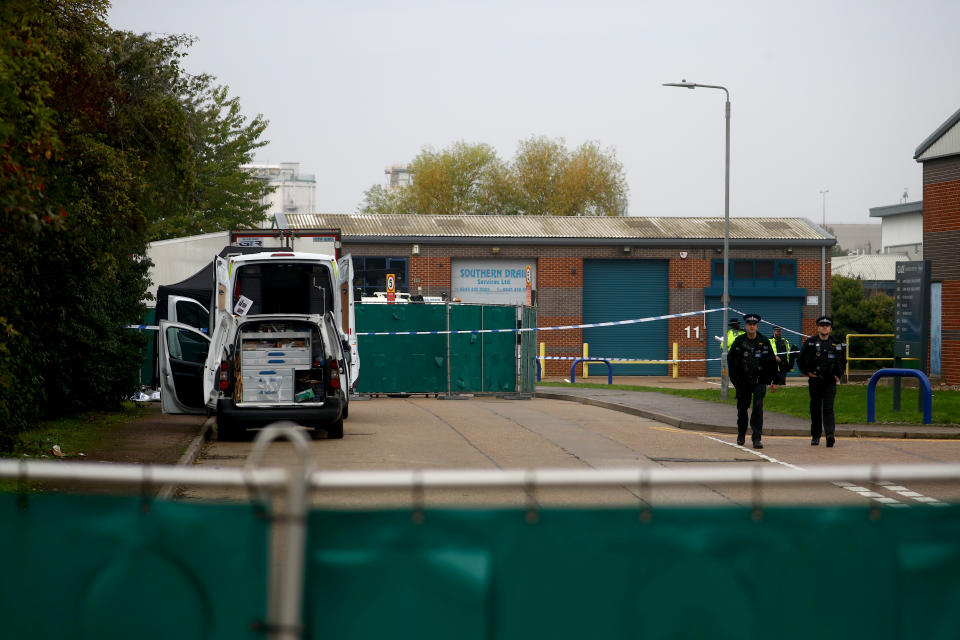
[881,212,923,257]
[243,162,317,228]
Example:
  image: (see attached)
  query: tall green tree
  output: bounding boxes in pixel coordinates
[0,0,271,447]
[832,275,895,366]
[358,136,628,216]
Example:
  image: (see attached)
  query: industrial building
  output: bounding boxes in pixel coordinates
[264,213,837,378]
[915,106,960,385]
[241,162,316,227]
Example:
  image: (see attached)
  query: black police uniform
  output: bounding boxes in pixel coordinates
[727,315,779,449]
[798,316,846,447]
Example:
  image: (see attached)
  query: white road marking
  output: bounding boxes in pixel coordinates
[702,434,805,470]
[875,480,948,506]
[701,434,906,506]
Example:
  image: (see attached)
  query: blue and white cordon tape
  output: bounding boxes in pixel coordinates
[356,307,726,337]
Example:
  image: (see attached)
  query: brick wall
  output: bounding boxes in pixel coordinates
[922,155,960,384]
[343,241,831,378]
[667,251,712,376]
[409,256,451,298]
[941,280,960,383]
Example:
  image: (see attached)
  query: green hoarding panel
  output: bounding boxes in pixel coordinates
[482,305,518,392]
[0,493,268,640]
[356,303,447,393]
[305,505,960,640]
[356,303,524,394]
[519,306,537,392]
[449,304,482,391]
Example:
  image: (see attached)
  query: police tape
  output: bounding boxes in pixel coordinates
[532,355,724,363]
[727,307,811,340]
[356,307,726,337]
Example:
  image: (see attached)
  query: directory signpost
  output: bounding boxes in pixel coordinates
[893,260,930,410]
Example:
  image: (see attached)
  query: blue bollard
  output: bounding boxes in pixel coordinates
[867,368,933,425]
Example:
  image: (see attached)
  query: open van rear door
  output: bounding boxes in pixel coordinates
[337,254,359,389]
[201,256,235,409]
[159,321,210,414]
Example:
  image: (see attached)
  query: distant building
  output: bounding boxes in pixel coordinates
[868,200,923,259]
[826,223,881,255]
[830,253,907,297]
[242,162,316,228]
[384,165,413,189]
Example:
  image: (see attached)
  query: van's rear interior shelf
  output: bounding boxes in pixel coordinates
[236,323,324,404]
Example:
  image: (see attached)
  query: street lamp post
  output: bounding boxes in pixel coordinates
[663,80,731,399]
[820,189,829,227]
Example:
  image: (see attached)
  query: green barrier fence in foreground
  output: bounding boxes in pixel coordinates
[4,493,960,639]
[307,506,960,640]
[0,493,268,640]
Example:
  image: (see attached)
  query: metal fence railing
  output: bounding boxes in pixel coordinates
[845,333,919,379]
[5,424,960,639]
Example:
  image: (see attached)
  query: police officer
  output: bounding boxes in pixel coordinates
[769,326,794,385]
[798,315,845,447]
[724,318,744,351]
[727,313,779,449]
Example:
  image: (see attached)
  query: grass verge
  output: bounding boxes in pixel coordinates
[538,382,960,425]
[0,402,153,491]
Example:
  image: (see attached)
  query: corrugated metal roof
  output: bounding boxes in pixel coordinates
[831,254,910,281]
[915,105,960,161]
[283,214,830,242]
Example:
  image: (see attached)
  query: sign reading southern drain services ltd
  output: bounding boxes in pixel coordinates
[451,259,537,305]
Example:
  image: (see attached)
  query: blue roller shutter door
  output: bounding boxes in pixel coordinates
[583,260,669,375]
[706,296,802,377]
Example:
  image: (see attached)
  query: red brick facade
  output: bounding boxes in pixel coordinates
[942,281,960,383]
[922,154,960,384]
[346,240,831,378]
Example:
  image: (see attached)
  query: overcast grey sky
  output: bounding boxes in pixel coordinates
[108,0,960,224]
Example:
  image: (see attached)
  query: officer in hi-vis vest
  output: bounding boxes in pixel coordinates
[724,318,744,350]
[769,326,794,385]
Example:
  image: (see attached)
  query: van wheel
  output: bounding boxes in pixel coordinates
[217,417,242,442]
[341,396,349,420]
[326,418,344,440]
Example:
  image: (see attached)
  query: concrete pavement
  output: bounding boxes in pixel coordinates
[535,377,960,440]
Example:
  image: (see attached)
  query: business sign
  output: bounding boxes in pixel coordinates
[525,265,532,306]
[451,259,537,305]
[894,260,930,361]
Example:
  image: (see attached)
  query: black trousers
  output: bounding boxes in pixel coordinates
[808,378,837,439]
[735,381,766,442]
[775,367,789,386]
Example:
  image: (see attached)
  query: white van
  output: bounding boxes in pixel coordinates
[158,250,358,440]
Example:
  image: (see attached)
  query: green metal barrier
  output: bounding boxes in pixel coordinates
[356,303,530,394]
[305,506,960,640]
[0,493,269,640]
[519,306,538,392]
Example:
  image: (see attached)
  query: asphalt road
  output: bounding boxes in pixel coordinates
[183,396,960,509]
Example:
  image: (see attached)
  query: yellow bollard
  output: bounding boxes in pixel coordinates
[583,343,589,379]
[540,341,546,380]
[673,342,679,378]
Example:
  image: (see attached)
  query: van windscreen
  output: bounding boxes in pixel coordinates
[235,263,333,315]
